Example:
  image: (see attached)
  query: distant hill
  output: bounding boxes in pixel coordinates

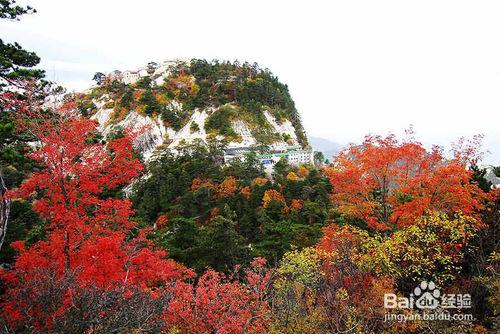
[69,59,309,160]
[309,136,343,162]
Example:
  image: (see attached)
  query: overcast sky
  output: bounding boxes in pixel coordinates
[2,0,499,164]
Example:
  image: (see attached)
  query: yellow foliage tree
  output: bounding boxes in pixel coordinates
[262,189,286,208]
[286,172,299,181]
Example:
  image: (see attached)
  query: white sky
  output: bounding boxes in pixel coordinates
[2,0,499,164]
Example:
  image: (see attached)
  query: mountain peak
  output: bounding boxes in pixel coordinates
[72,59,310,162]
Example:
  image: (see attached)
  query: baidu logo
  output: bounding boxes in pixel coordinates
[383,280,474,322]
[414,280,440,309]
[384,280,470,310]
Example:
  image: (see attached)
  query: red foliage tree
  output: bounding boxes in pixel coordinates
[325,134,487,231]
[165,258,271,334]
[1,105,193,332]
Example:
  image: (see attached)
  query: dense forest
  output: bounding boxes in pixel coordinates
[0,1,499,333]
[131,143,331,272]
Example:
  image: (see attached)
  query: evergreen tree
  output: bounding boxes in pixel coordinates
[195,211,250,272]
[0,0,45,256]
[92,72,105,85]
[0,1,44,86]
[471,164,493,192]
[140,89,161,115]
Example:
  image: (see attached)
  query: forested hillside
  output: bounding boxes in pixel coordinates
[131,143,331,272]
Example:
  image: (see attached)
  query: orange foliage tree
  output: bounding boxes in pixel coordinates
[325,134,487,231]
[217,176,238,198]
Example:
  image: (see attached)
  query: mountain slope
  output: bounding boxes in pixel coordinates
[72,59,309,160]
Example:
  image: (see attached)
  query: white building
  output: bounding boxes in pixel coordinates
[224,146,313,174]
[122,70,140,84]
[287,150,315,165]
[109,59,190,86]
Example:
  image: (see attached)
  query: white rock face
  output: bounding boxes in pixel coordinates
[168,109,210,148]
[263,110,298,144]
[90,98,301,162]
[483,165,500,189]
[91,108,114,134]
[229,120,256,148]
[92,108,167,160]
[122,112,165,160]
